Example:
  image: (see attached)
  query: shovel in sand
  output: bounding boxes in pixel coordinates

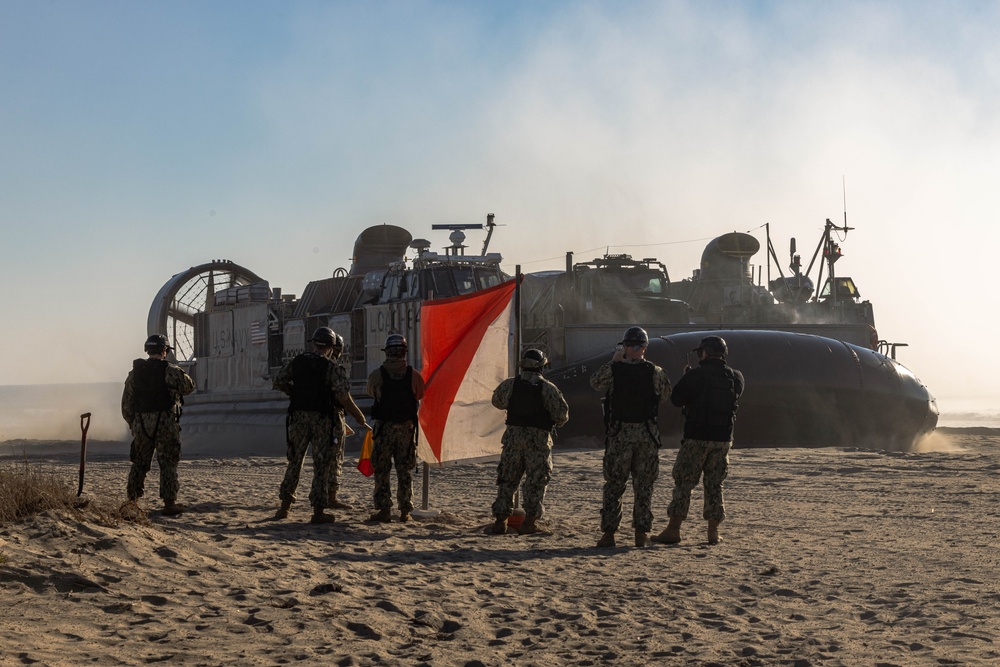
[77,412,91,497]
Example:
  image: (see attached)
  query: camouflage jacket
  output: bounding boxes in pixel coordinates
[492,371,569,429]
[273,353,352,412]
[121,361,195,424]
[590,358,672,407]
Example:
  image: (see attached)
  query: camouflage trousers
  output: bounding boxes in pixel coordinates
[127,412,182,502]
[667,438,732,522]
[279,411,335,509]
[325,414,347,497]
[601,423,660,533]
[372,421,417,513]
[491,425,553,519]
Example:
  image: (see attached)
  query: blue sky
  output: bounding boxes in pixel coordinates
[2,1,999,417]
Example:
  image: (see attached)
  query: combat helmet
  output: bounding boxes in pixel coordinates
[383,333,407,358]
[693,335,728,357]
[620,326,649,346]
[144,334,173,354]
[309,327,341,348]
[520,348,548,371]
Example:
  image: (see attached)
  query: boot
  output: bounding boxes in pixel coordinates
[310,507,336,524]
[596,530,616,548]
[518,515,539,535]
[399,510,411,523]
[652,516,683,544]
[707,519,721,545]
[328,489,353,510]
[275,499,292,519]
[369,508,392,523]
[634,530,650,548]
[489,516,508,534]
[162,500,184,516]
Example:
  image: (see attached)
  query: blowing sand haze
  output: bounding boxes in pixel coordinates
[2,432,999,665]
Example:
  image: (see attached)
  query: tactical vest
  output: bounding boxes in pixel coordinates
[288,353,337,414]
[607,361,659,423]
[132,359,174,413]
[505,376,556,430]
[371,366,418,423]
[685,363,739,437]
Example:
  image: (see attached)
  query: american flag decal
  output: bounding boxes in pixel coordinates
[250,320,267,345]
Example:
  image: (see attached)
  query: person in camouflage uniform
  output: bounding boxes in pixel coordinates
[324,334,360,510]
[122,334,195,515]
[366,334,426,523]
[489,348,569,536]
[654,335,744,546]
[273,327,369,524]
[591,327,671,548]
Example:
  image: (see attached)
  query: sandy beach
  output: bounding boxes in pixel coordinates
[2,430,999,666]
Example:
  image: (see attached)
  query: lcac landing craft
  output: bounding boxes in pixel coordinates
[522,217,937,448]
[547,329,938,449]
[146,216,508,451]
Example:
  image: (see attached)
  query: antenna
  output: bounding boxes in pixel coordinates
[843,175,848,230]
[431,214,498,255]
[481,213,496,255]
[431,223,483,231]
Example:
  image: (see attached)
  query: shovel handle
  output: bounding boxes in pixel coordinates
[78,413,91,497]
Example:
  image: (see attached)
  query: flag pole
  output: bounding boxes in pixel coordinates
[515,264,522,361]
[512,265,524,516]
[412,459,440,517]
[413,289,440,519]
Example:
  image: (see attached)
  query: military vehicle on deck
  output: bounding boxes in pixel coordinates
[522,218,891,368]
[520,217,936,448]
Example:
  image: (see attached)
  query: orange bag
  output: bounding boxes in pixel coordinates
[357,429,374,477]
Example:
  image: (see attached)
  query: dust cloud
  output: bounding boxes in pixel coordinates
[0,383,128,443]
[912,430,965,453]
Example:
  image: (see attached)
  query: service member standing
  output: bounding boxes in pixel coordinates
[653,335,743,546]
[326,333,360,510]
[366,334,426,523]
[591,326,671,548]
[489,348,569,535]
[122,334,195,515]
[274,327,369,524]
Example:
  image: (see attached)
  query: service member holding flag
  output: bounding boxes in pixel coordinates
[367,334,426,523]
[489,348,569,535]
[273,327,369,524]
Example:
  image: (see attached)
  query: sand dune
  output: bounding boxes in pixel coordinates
[2,433,999,666]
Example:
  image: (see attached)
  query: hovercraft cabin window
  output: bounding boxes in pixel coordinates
[454,267,477,295]
[478,268,502,290]
[424,267,457,299]
[379,271,421,302]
